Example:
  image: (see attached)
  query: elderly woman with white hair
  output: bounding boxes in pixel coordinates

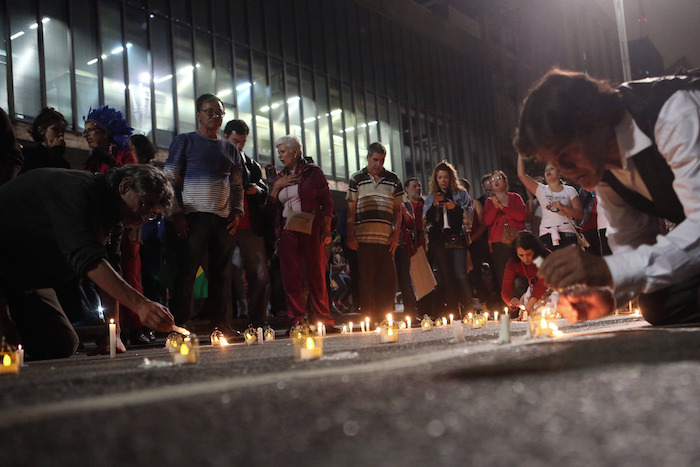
[268,135,335,329]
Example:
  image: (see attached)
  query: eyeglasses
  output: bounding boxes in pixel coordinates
[137,191,161,221]
[199,108,225,118]
[491,175,504,182]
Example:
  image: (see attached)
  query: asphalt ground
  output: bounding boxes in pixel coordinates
[2,314,699,466]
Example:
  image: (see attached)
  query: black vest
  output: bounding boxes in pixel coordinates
[602,72,700,224]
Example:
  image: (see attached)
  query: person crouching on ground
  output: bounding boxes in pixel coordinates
[0,165,175,360]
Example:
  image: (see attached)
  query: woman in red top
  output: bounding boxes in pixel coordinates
[483,170,527,295]
[501,231,551,319]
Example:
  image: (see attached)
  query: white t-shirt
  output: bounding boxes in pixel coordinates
[535,183,579,236]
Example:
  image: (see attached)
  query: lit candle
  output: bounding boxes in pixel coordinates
[387,313,393,326]
[380,323,399,344]
[365,317,370,332]
[360,321,366,333]
[298,336,323,360]
[172,336,199,364]
[109,318,116,359]
[349,322,353,333]
[399,322,406,329]
[244,327,257,345]
[421,316,433,331]
[442,317,447,326]
[264,327,275,341]
[17,345,24,367]
[342,324,348,334]
[484,312,489,321]
[634,308,641,316]
[318,322,323,336]
[494,311,499,323]
[497,309,511,344]
[449,314,454,325]
[406,317,412,330]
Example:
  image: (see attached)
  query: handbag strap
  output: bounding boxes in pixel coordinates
[501,210,509,227]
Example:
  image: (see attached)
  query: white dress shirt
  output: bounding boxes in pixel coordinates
[599,88,700,296]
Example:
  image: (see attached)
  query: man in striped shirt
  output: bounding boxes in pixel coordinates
[165,94,244,337]
[347,142,403,324]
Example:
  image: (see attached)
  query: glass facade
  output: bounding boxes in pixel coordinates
[1,0,501,187]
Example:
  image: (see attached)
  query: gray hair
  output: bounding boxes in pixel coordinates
[275,135,303,155]
[106,164,174,208]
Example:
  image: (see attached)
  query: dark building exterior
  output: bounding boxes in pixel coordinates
[1,0,624,192]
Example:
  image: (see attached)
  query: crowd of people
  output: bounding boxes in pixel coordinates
[1,65,699,360]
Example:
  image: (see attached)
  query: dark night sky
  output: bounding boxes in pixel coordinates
[600,0,700,69]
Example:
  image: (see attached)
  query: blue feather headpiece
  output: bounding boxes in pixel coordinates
[83,105,133,150]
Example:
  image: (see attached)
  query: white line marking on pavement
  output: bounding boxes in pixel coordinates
[0,319,647,429]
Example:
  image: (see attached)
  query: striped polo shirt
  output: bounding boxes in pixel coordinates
[347,167,404,244]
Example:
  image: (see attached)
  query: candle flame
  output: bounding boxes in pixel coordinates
[180,343,189,355]
[305,337,315,350]
[110,318,114,324]
[388,328,394,336]
[540,317,547,329]
[220,337,229,345]
[2,354,10,366]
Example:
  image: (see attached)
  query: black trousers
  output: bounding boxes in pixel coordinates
[1,288,79,360]
[639,274,700,326]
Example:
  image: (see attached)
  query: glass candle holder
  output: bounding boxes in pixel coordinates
[529,305,560,338]
[210,328,226,346]
[0,338,19,375]
[172,334,200,364]
[291,323,323,361]
[243,326,258,345]
[263,326,275,341]
[165,332,185,353]
[421,315,433,331]
[379,320,400,344]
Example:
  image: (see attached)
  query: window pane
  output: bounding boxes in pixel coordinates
[354,89,367,158]
[42,0,72,124]
[211,0,230,37]
[248,0,264,50]
[342,84,357,177]
[322,1,337,78]
[214,38,234,111]
[194,30,214,97]
[173,23,195,133]
[265,0,281,58]
[99,2,126,113]
[231,0,248,45]
[308,0,325,72]
[279,1,296,62]
[72,0,99,127]
[365,94,378,145]
[378,96,392,173]
[234,45,252,138]
[300,68,317,169]
[329,79,343,178]
[286,64,301,138]
[295,0,311,68]
[269,59,286,150]
[9,1,40,119]
[389,100,403,181]
[252,51,271,164]
[315,73,331,173]
[151,15,175,147]
[0,6,7,108]
[125,8,152,137]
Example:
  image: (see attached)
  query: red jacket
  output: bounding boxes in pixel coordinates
[501,259,547,306]
[483,192,527,250]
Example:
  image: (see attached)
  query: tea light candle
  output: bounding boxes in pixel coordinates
[379,324,399,344]
[264,327,275,341]
[172,336,199,364]
[0,352,19,374]
[244,327,257,345]
[298,336,323,361]
[109,318,116,359]
[421,316,433,331]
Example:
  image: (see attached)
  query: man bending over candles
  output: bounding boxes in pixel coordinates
[514,68,700,325]
[0,165,176,359]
